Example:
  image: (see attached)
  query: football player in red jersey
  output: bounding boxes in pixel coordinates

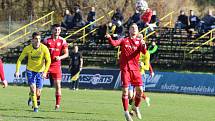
[106,23,146,121]
[43,24,69,110]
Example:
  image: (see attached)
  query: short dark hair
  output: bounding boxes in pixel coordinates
[73,45,78,49]
[51,24,61,29]
[32,32,40,39]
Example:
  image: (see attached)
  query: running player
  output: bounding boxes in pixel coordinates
[15,32,51,112]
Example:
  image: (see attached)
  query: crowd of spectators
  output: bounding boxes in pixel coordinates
[174,9,215,37]
[60,5,214,44]
[61,6,96,30]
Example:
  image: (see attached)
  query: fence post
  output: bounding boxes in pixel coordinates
[83,28,86,44]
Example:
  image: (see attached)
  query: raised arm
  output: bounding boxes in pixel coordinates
[105,33,122,47]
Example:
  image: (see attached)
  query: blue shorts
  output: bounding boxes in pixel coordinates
[26,70,43,89]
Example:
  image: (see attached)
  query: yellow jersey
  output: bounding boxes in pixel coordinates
[16,43,51,73]
[139,51,150,75]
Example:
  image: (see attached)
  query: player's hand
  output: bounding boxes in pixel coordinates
[15,72,20,78]
[137,33,143,40]
[55,56,61,61]
[42,72,47,78]
[2,80,8,88]
[80,67,82,71]
[105,33,111,38]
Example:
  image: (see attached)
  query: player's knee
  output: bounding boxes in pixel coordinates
[36,90,41,96]
[122,87,129,95]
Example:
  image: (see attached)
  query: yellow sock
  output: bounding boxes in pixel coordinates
[31,93,38,108]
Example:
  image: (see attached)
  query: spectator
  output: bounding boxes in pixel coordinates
[61,9,74,30]
[113,20,124,39]
[174,10,189,32]
[150,10,159,26]
[200,10,215,32]
[126,10,141,29]
[188,10,200,37]
[73,6,85,28]
[189,10,200,29]
[87,7,96,30]
[97,24,107,44]
[148,41,158,63]
[139,3,153,31]
[112,8,124,25]
[107,22,116,36]
[69,45,83,90]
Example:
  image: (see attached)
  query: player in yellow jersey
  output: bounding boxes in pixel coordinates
[14,32,51,112]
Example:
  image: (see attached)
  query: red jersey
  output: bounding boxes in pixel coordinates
[108,37,146,71]
[43,36,68,72]
[140,8,152,24]
[0,59,5,81]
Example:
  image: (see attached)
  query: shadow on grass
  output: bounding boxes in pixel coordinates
[0,108,112,121]
[0,114,111,121]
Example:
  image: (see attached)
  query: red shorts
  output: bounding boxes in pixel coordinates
[48,65,62,80]
[121,70,143,87]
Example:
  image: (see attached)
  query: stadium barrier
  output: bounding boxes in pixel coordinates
[4,64,215,95]
[60,68,120,90]
[142,71,215,96]
[0,11,54,49]
[65,10,114,43]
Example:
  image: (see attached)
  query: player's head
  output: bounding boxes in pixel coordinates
[51,24,61,36]
[91,7,95,12]
[65,9,70,15]
[31,32,41,49]
[152,41,156,46]
[180,10,185,15]
[136,0,148,12]
[190,10,194,16]
[208,9,213,16]
[73,45,79,53]
[129,23,139,36]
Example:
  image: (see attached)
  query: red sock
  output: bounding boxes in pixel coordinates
[56,94,61,106]
[122,94,129,111]
[135,93,142,107]
[0,59,5,81]
[142,92,146,100]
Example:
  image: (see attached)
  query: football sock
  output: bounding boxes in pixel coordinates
[122,94,129,111]
[31,93,38,108]
[135,93,142,107]
[56,94,61,106]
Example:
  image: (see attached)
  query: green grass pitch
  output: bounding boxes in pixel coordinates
[0,86,215,121]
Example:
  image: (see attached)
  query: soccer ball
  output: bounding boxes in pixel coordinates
[135,0,148,12]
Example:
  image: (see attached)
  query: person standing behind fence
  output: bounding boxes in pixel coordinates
[69,45,83,90]
[0,57,8,88]
[15,32,51,112]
